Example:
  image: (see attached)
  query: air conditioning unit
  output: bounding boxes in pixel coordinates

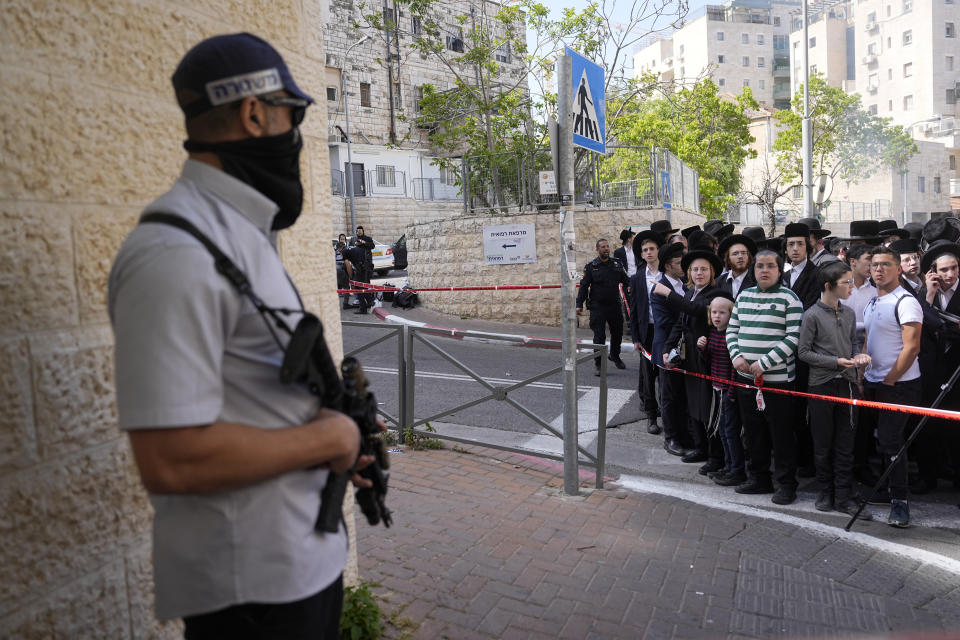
[326,54,340,67]
[867,84,878,93]
[862,54,877,65]
[864,20,878,32]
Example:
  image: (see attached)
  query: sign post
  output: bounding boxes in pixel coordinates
[558,54,579,496]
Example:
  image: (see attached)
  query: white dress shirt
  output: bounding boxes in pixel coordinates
[789,259,808,287]
[939,279,958,310]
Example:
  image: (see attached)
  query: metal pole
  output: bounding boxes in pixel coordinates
[558,54,579,496]
[801,0,813,218]
[596,345,607,490]
[902,170,909,226]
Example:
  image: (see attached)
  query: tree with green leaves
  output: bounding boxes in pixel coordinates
[352,0,688,211]
[773,74,917,189]
[605,77,759,218]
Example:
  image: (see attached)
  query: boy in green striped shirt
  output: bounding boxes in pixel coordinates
[726,250,804,505]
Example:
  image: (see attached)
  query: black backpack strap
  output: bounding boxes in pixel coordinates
[140,212,252,295]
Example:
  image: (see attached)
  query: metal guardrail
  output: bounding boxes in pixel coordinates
[342,322,609,489]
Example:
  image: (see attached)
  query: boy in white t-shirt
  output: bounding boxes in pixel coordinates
[862,246,922,528]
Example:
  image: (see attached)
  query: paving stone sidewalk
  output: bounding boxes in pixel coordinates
[356,444,960,639]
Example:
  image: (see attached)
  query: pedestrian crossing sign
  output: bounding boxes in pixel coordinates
[566,47,605,154]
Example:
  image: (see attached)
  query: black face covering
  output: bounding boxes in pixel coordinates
[184,128,304,230]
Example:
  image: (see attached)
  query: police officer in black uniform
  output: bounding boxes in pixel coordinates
[577,238,630,376]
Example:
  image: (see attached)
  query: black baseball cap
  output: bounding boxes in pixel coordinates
[172,33,314,119]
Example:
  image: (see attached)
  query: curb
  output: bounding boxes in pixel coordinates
[369,307,636,352]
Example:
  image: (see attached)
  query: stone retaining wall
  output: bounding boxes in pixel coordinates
[331,194,463,241]
[1,2,345,637]
[406,208,705,326]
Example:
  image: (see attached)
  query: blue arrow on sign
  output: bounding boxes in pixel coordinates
[566,47,605,154]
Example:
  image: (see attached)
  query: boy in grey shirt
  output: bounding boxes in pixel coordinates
[798,261,872,518]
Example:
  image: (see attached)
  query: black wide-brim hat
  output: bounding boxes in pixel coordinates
[796,217,831,237]
[878,219,899,233]
[717,233,758,259]
[632,230,665,262]
[681,225,701,238]
[922,217,960,245]
[658,242,685,271]
[741,226,767,242]
[783,222,811,240]
[650,220,679,236]
[903,222,924,241]
[920,241,960,274]
[842,219,882,242]
[703,220,735,239]
[681,248,723,275]
[889,238,920,255]
[878,227,909,239]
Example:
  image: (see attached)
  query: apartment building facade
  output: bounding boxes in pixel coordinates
[634,0,799,110]
[324,0,528,237]
[788,0,959,217]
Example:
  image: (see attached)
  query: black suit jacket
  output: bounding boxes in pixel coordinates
[782,262,820,310]
[718,270,757,299]
[613,246,628,268]
[663,283,719,423]
[628,270,651,344]
[651,274,684,365]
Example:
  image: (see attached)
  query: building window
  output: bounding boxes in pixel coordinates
[903,30,912,45]
[948,55,955,70]
[759,79,766,89]
[792,185,802,198]
[948,88,957,104]
[679,44,685,55]
[868,11,877,22]
[887,37,892,48]
[948,23,957,38]
[718,54,725,63]
[376,165,396,187]
[867,42,878,55]
[918,176,925,193]
[757,34,765,45]
[382,6,395,27]
[718,78,726,87]
[414,86,424,112]
[439,166,457,185]
[743,79,750,87]
[810,64,817,74]
[412,16,422,36]
[446,28,464,52]
[903,0,912,12]
[888,99,894,111]
[888,68,893,80]
[903,62,913,77]
[951,156,957,170]
[717,31,725,41]
[774,35,788,50]
[935,177,942,194]
[742,56,750,66]
[868,104,878,115]
[327,87,337,101]
[773,16,781,26]
[809,36,816,48]
[495,41,511,63]
[887,4,892,16]
[360,82,371,107]
[869,72,879,87]
[903,94,914,110]
[742,33,749,44]
[758,56,765,68]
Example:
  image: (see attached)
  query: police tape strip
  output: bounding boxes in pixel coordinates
[615,285,960,421]
[340,280,566,294]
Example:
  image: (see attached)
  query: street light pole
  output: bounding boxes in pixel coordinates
[801,0,813,218]
[341,35,371,234]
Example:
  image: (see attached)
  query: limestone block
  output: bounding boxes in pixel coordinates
[0,560,132,640]
[0,67,183,205]
[30,326,118,459]
[73,206,140,324]
[0,337,37,470]
[0,440,151,615]
[0,203,79,336]
[125,544,184,640]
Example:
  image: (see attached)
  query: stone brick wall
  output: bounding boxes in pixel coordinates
[406,207,705,325]
[332,194,463,241]
[1,2,348,637]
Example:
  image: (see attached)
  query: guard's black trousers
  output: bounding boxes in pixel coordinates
[589,305,623,366]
